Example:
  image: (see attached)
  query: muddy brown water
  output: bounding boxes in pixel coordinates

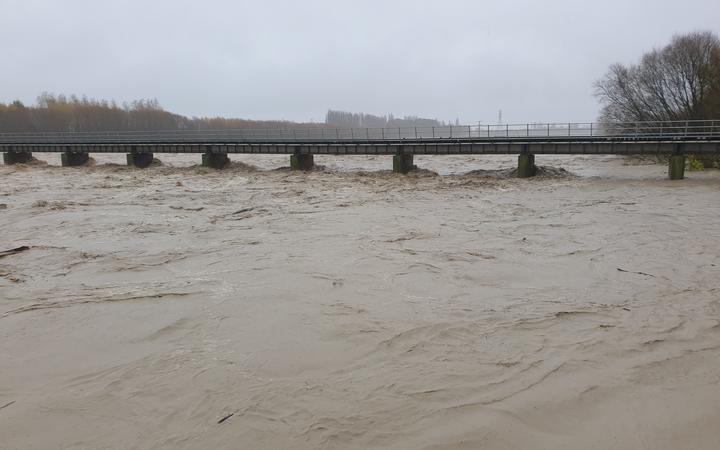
[1,154,719,449]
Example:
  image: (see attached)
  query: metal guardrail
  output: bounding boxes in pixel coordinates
[0,120,719,144]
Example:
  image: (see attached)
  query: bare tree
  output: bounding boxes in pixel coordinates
[595,31,720,124]
[0,94,333,133]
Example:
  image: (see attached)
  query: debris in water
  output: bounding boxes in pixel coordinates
[0,400,15,410]
[0,246,30,259]
[617,267,656,278]
[169,205,204,211]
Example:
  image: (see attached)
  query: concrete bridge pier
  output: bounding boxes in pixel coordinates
[290,151,314,170]
[61,150,89,166]
[393,150,416,174]
[202,148,229,169]
[668,153,686,180]
[517,151,537,178]
[3,150,33,165]
[127,151,154,168]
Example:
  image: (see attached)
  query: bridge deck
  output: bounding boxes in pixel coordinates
[2,140,719,155]
[1,121,719,155]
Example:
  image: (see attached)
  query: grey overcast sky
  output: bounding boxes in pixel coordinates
[1,0,719,124]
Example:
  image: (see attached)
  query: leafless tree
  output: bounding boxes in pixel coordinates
[0,94,329,133]
[595,31,720,124]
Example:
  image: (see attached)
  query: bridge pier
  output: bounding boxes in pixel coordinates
[127,152,154,168]
[61,151,89,167]
[517,153,537,178]
[290,153,314,170]
[668,154,686,180]
[393,153,416,174]
[3,151,33,165]
[202,151,229,169]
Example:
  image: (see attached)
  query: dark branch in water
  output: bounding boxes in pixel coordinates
[0,401,16,411]
[617,268,656,278]
[0,246,30,259]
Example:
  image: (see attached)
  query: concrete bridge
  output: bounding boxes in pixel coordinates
[2,120,719,179]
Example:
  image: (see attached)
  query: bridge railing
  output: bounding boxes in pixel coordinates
[0,120,718,143]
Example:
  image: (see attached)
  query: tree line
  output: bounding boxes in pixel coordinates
[0,93,327,133]
[0,95,448,134]
[325,110,447,128]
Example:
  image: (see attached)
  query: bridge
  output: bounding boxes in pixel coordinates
[2,120,719,179]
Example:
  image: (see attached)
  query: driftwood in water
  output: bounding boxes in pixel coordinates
[0,246,30,259]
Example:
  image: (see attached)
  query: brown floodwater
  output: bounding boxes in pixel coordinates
[1,154,719,449]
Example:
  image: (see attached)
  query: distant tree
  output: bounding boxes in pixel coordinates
[325,109,444,128]
[1,100,35,131]
[0,94,333,133]
[595,31,720,123]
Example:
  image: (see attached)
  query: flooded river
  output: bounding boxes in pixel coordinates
[1,154,719,449]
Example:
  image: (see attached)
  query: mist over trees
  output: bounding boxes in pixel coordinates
[325,110,447,128]
[594,31,720,123]
[0,93,327,133]
[0,95,453,134]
